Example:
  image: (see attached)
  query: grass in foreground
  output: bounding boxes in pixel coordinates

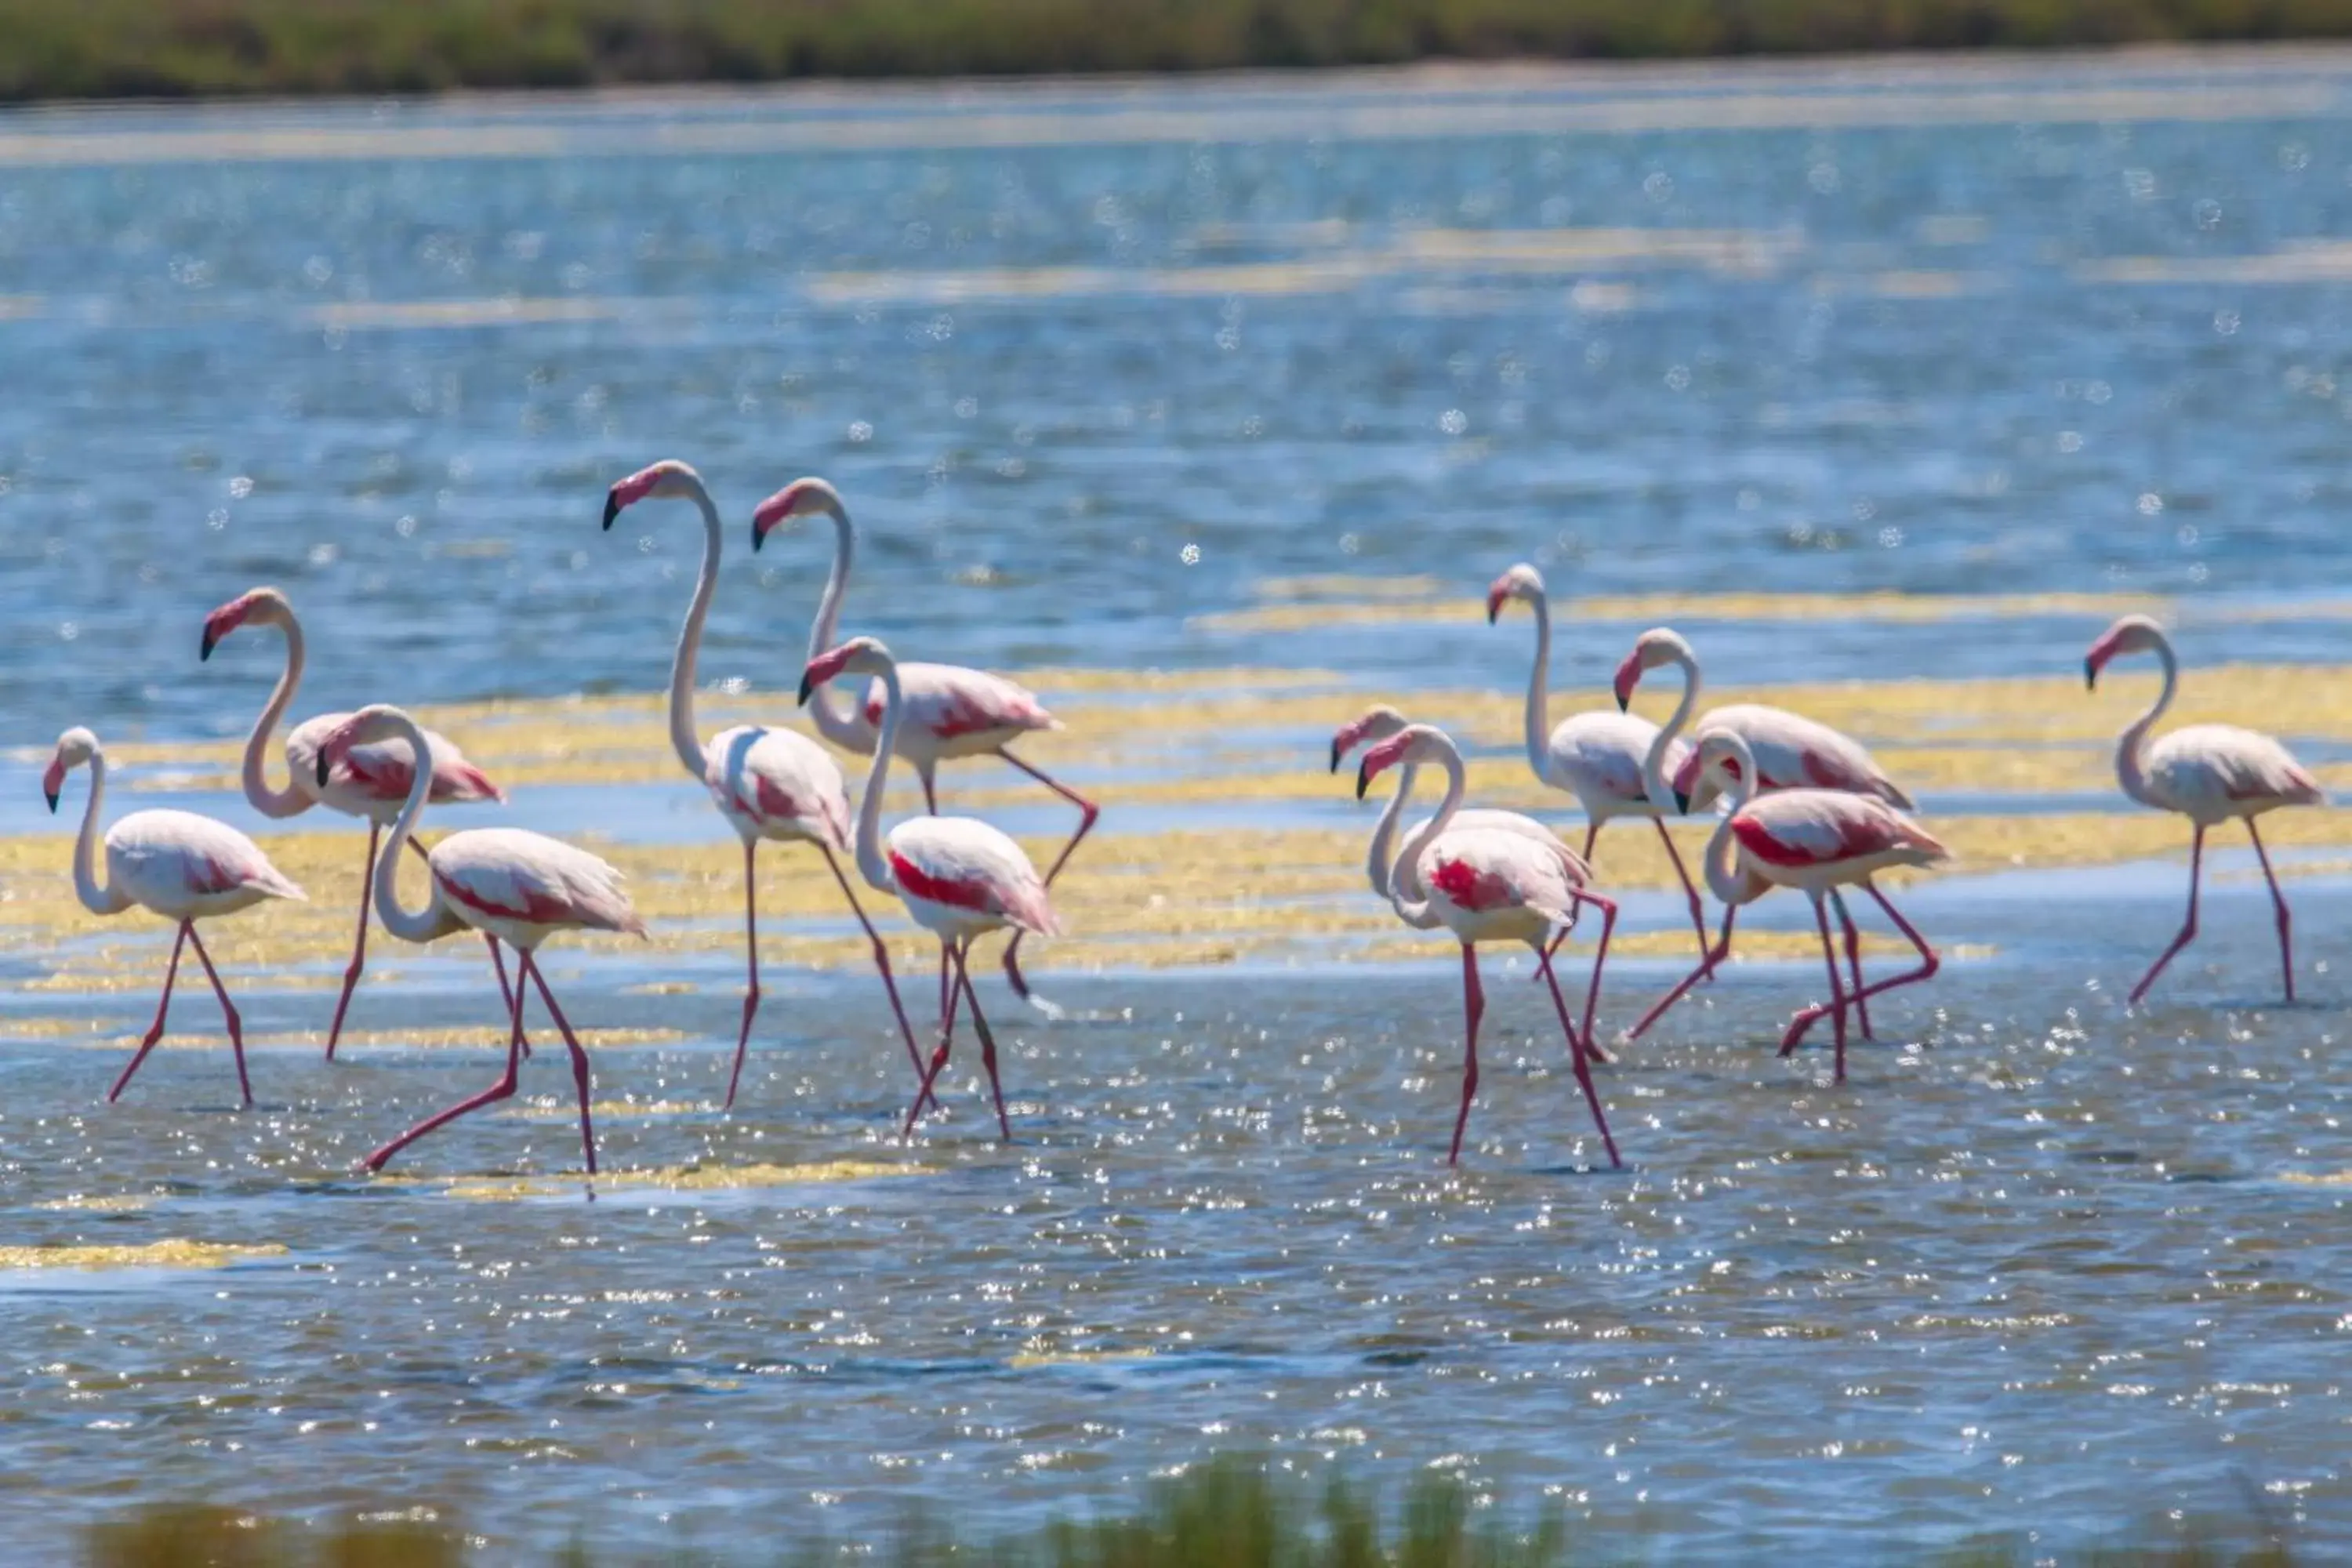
[9,0,2352,101]
[82,1454,2302,1566]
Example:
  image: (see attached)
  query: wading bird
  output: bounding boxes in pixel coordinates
[317,705,643,1174]
[798,637,1061,1142]
[1353,722,1621,1167]
[754,477,1095,1014]
[2085,614,2323,1004]
[1682,731,1947,1083]
[1614,626,1912,1041]
[46,727,304,1105]
[1486,564,1710,966]
[1330,704,1610,1064]
[601,461,920,1108]
[201,586,512,1058]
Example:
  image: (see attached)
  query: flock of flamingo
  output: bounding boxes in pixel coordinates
[39,464,2326,1175]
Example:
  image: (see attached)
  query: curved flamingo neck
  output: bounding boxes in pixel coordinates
[1388,739,1465,927]
[849,655,904,895]
[1363,760,1419,900]
[664,477,725,781]
[1515,591,1554,786]
[240,610,312,818]
[371,711,458,943]
[1701,734,1759,906]
[2114,635,2178,808]
[1641,641,1700,810]
[804,497,869,750]
[69,751,127,916]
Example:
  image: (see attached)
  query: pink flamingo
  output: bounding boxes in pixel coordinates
[601,461,921,1108]
[1486,564,1711,966]
[1684,731,1947,1083]
[797,637,1062,1142]
[317,705,644,1174]
[45,727,305,1105]
[1353,723,1621,1168]
[201,586,514,1060]
[2085,614,2324,1004]
[1330,704,1611,1065]
[1616,627,1913,1041]
[753,477,1096,1016]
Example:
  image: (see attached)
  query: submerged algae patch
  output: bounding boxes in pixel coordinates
[433,1159,928,1200]
[0,1240,284,1270]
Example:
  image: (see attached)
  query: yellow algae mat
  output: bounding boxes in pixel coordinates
[423,1160,927,1201]
[11,622,2352,990]
[0,1240,284,1270]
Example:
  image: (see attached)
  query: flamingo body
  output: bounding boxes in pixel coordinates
[1544,710,1688,822]
[104,809,304,920]
[705,724,855,848]
[420,826,644,952]
[1406,826,1581,945]
[844,662,1058,767]
[1671,703,1910,813]
[2129,724,2321,826]
[884,815,1061,941]
[1726,790,1948,891]
[283,712,502,823]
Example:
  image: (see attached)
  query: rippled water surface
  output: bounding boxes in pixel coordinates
[3,51,2352,1559]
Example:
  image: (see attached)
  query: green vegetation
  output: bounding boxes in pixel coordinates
[6,0,2352,101]
[80,1454,2301,1566]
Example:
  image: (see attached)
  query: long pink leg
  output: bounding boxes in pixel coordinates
[362,953,527,1173]
[818,846,930,1102]
[724,841,762,1109]
[1791,894,1849,1083]
[1535,949,1609,1065]
[1781,880,1941,1051]
[523,955,598,1174]
[1449,943,1485,1166]
[1541,824,1605,967]
[2130,826,2204,1004]
[1834,890,1873,1039]
[322,822,379,1061]
[996,750,1098,1010]
[109,923,188,1103]
[405,835,528,1055]
[952,943,1014,1142]
[183,926,251,1106]
[1538,939,1622,1169]
[1654,819,1712,967]
[903,939,967,1139]
[1628,904,1737,1041]
[2247,818,2295,1003]
[1565,889,1618,1064]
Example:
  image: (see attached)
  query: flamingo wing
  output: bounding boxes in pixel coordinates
[1708,704,1911,808]
[1419,827,1577,925]
[288,713,502,806]
[1548,710,1661,807]
[432,828,644,936]
[1733,791,1947,869]
[706,725,853,848]
[107,809,304,903]
[2147,724,2325,815]
[887,816,1061,936]
[866,662,1058,743]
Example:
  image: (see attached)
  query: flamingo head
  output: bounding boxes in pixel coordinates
[800,636,890,707]
[1682,729,1753,815]
[751,476,844,553]
[602,459,702,530]
[1328,703,1409,774]
[199,586,290,662]
[1613,627,1692,711]
[2083,613,2166,690]
[314,703,409,789]
[1484,562,1544,624]
[1354,722,1442,800]
[44,728,97,812]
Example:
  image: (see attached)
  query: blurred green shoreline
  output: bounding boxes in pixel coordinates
[8,0,2352,103]
[82,1456,2302,1567]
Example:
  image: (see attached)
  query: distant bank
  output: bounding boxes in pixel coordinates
[7,0,2352,100]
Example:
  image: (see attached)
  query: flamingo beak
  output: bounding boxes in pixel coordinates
[43,786,58,814]
[2083,656,2099,691]
[1355,760,1374,800]
[797,670,815,706]
[601,490,621,530]
[1484,590,1505,626]
[1328,738,1344,774]
[199,628,216,662]
[1673,788,1690,815]
[316,746,333,787]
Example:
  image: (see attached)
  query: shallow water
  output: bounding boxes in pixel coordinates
[3,49,2352,1559]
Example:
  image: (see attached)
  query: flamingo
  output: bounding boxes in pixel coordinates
[1683,731,1947,1083]
[1614,626,1913,1041]
[45,727,305,1105]
[2085,614,2324,1004]
[797,637,1062,1142]
[753,477,1097,1016]
[1486,564,1711,966]
[601,460,922,1108]
[199,586,514,1059]
[315,705,644,1174]
[1330,704,1610,1065]
[1352,722,1621,1168]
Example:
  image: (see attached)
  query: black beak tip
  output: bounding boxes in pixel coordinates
[1674,790,1690,815]
[1486,604,1499,626]
[198,634,215,662]
[2084,659,2097,691]
[601,493,619,531]
[751,525,766,554]
[1614,691,1628,713]
[1327,742,1342,774]
[1355,763,1373,800]
[43,789,59,814]
[796,674,814,706]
